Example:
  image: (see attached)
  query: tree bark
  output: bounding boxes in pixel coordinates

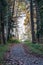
[1,22,6,44]
[35,0,41,43]
[30,0,36,43]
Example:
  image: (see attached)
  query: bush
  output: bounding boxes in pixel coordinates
[8,39,20,43]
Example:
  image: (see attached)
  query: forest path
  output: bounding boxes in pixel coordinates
[3,44,43,65]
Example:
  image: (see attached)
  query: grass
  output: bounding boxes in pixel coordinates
[24,40,43,55]
[0,44,9,63]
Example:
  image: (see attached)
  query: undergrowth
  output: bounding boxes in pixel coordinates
[24,40,43,55]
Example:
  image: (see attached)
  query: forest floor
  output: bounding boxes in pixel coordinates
[1,43,43,65]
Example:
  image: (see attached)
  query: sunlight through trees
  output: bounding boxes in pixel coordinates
[0,0,43,44]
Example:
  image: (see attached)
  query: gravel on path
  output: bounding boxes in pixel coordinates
[3,44,43,65]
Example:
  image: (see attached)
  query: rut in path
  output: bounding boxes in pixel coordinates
[3,44,43,65]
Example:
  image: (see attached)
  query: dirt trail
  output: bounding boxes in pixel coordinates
[3,44,43,65]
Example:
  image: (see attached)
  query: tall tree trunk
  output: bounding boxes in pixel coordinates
[1,22,6,44]
[7,18,11,40]
[0,1,1,44]
[12,0,15,16]
[7,0,15,40]
[35,0,41,43]
[30,0,36,43]
[1,0,6,44]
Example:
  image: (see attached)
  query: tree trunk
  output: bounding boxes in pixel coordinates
[12,0,15,16]
[30,0,36,43]
[35,0,41,43]
[1,22,6,44]
[1,0,6,44]
[7,0,15,40]
[7,18,11,40]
